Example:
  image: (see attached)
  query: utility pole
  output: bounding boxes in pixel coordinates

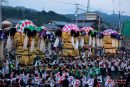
[118,0,122,47]
[75,3,79,25]
[118,0,122,33]
[0,0,3,30]
[112,0,115,29]
[86,0,90,23]
[119,11,121,33]
[98,12,101,31]
[87,0,90,12]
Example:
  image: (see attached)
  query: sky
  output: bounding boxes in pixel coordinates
[6,0,130,15]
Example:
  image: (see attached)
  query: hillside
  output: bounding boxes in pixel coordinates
[2,6,130,27]
[2,6,71,26]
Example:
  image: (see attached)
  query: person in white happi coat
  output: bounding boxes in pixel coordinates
[56,73,64,85]
[128,64,130,70]
[73,78,80,87]
[87,75,94,87]
[109,77,115,87]
[22,73,29,85]
[42,71,48,79]
[33,74,42,86]
[55,72,60,81]
[68,75,74,87]
[82,74,87,87]
[105,74,112,87]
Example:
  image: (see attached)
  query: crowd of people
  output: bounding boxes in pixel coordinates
[0,50,130,87]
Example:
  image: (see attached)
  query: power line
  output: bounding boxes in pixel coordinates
[51,0,75,5]
[49,0,130,16]
[51,0,87,9]
[112,0,115,29]
[78,8,86,12]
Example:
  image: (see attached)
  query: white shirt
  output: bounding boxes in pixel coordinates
[42,72,48,79]
[128,65,130,70]
[115,61,119,66]
[23,74,29,84]
[111,65,115,71]
[108,61,111,68]
[68,76,74,86]
[121,62,124,69]
[99,61,103,68]
[103,62,106,68]
[73,79,80,87]
[82,76,87,86]
[57,76,64,84]
[105,76,112,86]
[50,78,55,87]
[5,65,9,74]
[109,80,115,87]
[87,78,94,87]
[91,61,95,66]
[33,77,42,85]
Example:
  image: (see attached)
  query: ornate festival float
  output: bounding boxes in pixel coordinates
[61,24,80,57]
[79,26,95,57]
[15,20,39,65]
[102,29,122,53]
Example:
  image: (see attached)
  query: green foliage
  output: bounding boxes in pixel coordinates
[2,6,71,26]
[122,21,130,36]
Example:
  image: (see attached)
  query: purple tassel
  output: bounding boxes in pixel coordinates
[0,31,6,41]
[39,30,46,38]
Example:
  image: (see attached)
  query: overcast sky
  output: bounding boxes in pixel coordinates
[7,0,130,15]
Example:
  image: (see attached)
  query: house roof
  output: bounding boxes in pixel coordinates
[52,21,69,26]
[77,22,93,28]
[5,18,20,25]
[44,24,60,30]
[75,13,87,20]
[75,12,99,22]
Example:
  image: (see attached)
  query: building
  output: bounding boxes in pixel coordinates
[5,18,21,27]
[50,21,68,28]
[74,12,102,29]
[44,23,60,32]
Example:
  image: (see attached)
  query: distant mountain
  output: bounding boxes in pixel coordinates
[65,12,130,27]
[65,14,75,20]
[2,6,130,27]
[2,6,71,26]
[100,12,130,26]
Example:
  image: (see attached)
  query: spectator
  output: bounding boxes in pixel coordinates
[62,76,69,87]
